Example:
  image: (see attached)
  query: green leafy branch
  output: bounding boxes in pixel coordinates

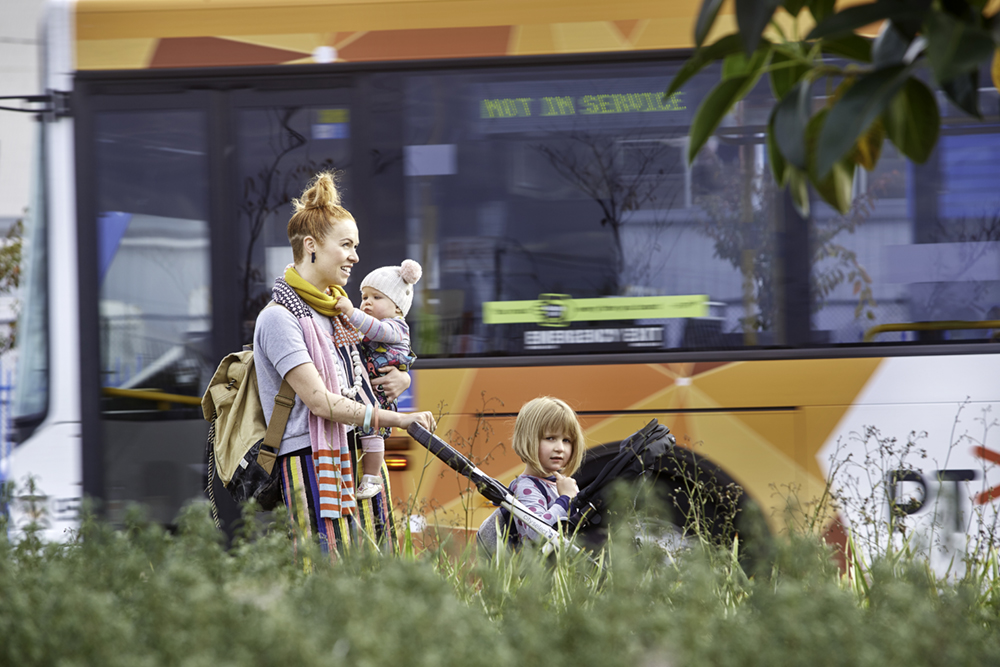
[0,218,23,352]
[671,0,1000,216]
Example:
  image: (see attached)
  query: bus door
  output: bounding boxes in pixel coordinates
[83,91,216,526]
[81,78,362,528]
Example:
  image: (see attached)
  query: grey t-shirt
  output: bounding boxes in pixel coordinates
[253,303,347,456]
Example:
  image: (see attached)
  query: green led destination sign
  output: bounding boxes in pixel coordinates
[480,92,686,119]
[483,294,709,327]
[472,76,700,134]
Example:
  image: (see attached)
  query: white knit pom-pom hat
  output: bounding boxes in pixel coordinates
[360,259,423,317]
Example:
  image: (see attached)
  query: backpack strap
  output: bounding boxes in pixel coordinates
[254,300,296,476]
[495,476,555,551]
[256,378,294,476]
[527,476,550,497]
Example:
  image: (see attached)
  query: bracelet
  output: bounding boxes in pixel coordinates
[363,404,373,432]
[372,406,380,433]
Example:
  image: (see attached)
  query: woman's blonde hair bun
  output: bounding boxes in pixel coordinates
[293,171,342,213]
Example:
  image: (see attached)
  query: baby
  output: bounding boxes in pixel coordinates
[335,259,421,499]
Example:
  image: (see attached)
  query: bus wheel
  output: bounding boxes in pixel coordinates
[572,442,771,567]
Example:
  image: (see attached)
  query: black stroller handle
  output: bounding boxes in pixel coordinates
[406,423,510,506]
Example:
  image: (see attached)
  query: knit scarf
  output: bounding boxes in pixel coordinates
[284,265,346,318]
[273,266,365,519]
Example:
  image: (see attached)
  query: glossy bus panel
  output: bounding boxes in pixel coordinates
[405,353,1000,567]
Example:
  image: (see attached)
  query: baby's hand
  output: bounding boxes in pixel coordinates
[335,296,354,316]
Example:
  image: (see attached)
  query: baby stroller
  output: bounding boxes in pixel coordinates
[407,419,723,557]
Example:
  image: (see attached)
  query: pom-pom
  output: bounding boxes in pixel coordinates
[399,259,422,285]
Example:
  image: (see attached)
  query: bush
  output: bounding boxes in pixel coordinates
[1,491,998,667]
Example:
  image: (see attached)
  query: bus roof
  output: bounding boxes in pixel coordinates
[73,0,736,70]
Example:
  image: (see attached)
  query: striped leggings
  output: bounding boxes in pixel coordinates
[278,433,397,563]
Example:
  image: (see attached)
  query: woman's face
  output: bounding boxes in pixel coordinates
[310,217,359,287]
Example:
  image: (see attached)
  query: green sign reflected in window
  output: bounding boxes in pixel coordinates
[483,294,708,327]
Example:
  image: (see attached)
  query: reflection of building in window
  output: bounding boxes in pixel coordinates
[99,300,145,386]
[534,132,686,295]
[694,141,880,342]
[99,214,213,395]
[617,138,690,209]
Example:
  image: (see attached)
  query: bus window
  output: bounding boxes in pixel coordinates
[810,132,1000,344]
[399,62,782,357]
[93,108,212,524]
[11,123,48,442]
[235,101,352,341]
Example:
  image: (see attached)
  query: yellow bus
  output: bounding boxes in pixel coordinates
[7,0,999,568]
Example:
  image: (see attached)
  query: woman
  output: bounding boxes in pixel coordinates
[253,171,436,558]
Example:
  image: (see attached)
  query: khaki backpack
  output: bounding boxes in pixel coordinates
[201,348,294,524]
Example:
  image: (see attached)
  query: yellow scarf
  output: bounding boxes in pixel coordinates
[284,266,347,318]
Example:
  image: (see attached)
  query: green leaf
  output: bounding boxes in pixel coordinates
[882,76,940,164]
[807,0,926,41]
[808,110,856,214]
[815,64,911,179]
[872,21,912,68]
[925,10,996,85]
[722,53,745,80]
[807,0,836,23]
[767,111,788,186]
[993,49,1000,93]
[695,0,727,47]
[813,159,856,215]
[820,34,873,63]
[688,75,752,163]
[723,44,770,81]
[773,80,812,169]
[853,120,885,171]
[941,70,980,118]
[723,51,752,79]
[769,48,810,100]
[783,0,808,16]
[667,33,744,96]
[736,0,781,55]
[787,165,810,217]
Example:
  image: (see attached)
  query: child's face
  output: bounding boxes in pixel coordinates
[537,431,573,475]
[360,286,399,320]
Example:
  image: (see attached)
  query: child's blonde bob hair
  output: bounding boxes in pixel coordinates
[512,397,586,477]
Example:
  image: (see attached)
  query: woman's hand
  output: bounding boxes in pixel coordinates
[374,366,411,400]
[384,409,436,434]
[555,472,579,499]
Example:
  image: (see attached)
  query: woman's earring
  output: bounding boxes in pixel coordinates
[311,251,316,263]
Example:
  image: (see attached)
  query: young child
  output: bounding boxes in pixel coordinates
[335,259,421,499]
[509,396,586,543]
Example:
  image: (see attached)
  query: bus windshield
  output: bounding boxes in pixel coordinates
[11,123,48,440]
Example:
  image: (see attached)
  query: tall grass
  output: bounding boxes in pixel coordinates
[4,402,999,665]
[3,479,999,667]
